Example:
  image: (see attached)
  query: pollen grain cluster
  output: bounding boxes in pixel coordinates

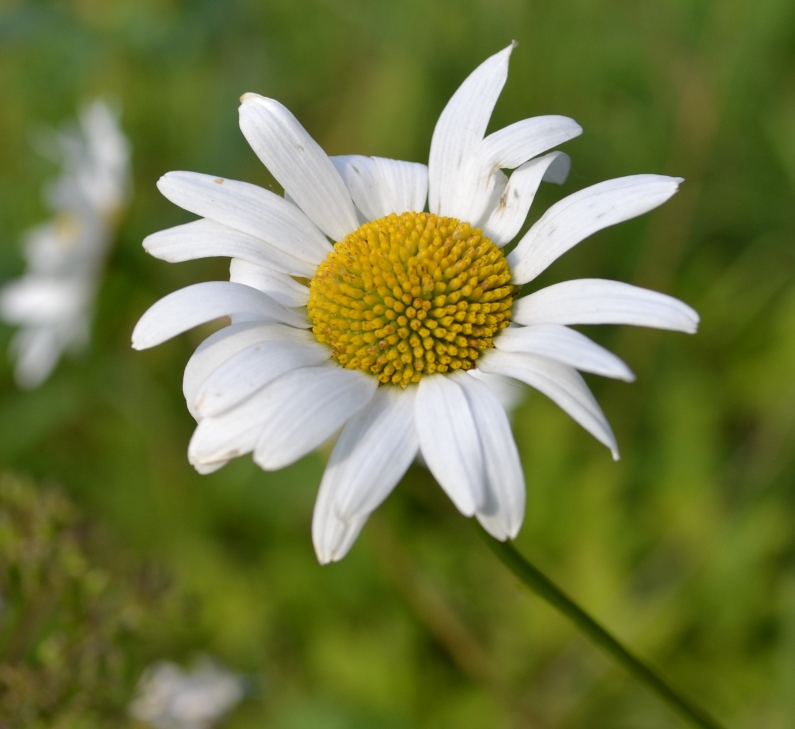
[307,212,516,387]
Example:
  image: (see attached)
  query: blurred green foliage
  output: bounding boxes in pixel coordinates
[0,0,794,727]
[0,473,186,728]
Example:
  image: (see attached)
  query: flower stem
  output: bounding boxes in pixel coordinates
[475,525,725,729]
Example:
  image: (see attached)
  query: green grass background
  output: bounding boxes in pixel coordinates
[1,0,794,726]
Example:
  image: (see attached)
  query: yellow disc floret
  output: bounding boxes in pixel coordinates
[307,212,516,387]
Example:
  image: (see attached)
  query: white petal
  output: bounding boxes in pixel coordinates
[10,327,63,389]
[132,282,309,350]
[330,386,418,519]
[475,117,581,171]
[229,259,309,308]
[188,385,273,465]
[480,152,570,245]
[312,387,418,564]
[0,277,87,324]
[157,171,332,264]
[467,369,526,415]
[194,460,228,475]
[428,43,515,216]
[454,372,525,540]
[508,175,683,284]
[143,219,316,277]
[238,95,358,241]
[20,222,69,272]
[253,365,377,470]
[494,323,635,381]
[312,484,368,565]
[513,279,700,333]
[371,157,428,214]
[477,168,509,230]
[330,156,428,221]
[183,321,313,418]
[195,339,330,417]
[478,350,619,459]
[415,374,485,516]
[448,117,581,223]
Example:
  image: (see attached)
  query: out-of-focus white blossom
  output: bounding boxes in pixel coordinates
[129,658,245,729]
[0,100,130,388]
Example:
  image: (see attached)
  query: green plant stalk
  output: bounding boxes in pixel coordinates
[476,525,725,729]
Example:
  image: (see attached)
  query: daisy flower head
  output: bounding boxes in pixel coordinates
[1,100,131,388]
[133,44,699,564]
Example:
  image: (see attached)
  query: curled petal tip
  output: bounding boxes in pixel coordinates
[314,546,337,566]
[477,516,520,542]
[681,304,700,333]
[130,324,148,350]
[239,92,262,105]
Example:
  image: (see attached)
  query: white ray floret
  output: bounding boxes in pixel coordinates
[188,384,280,466]
[132,281,308,350]
[252,364,377,470]
[494,323,635,381]
[330,156,429,220]
[144,218,315,277]
[513,278,700,331]
[194,339,330,417]
[479,349,619,460]
[238,95,359,240]
[228,259,310,307]
[429,43,515,216]
[157,172,333,266]
[480,151,570,245]
[313,385,419,563]
[456,372,525,540]
[416,373,487,517]
[447,115,582,224]
[182,321,314,418]
[508,175,683,284]
[134,43,698,564]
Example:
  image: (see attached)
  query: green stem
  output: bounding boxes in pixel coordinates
[476,525,725,729]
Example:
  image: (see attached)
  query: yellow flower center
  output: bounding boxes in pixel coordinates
[307,212,516,387]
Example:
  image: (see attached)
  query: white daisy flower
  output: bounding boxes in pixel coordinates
[0,100,131,388]
[129,658,244,729]
[133,44,698,564]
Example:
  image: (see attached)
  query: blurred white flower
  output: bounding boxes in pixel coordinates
[129,659,245,729]
[0,100,130,388]
[134,44,698,563]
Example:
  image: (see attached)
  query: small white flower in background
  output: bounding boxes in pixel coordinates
[133,43,699,563]
[129,659,245,729]
[0,100,130,388]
